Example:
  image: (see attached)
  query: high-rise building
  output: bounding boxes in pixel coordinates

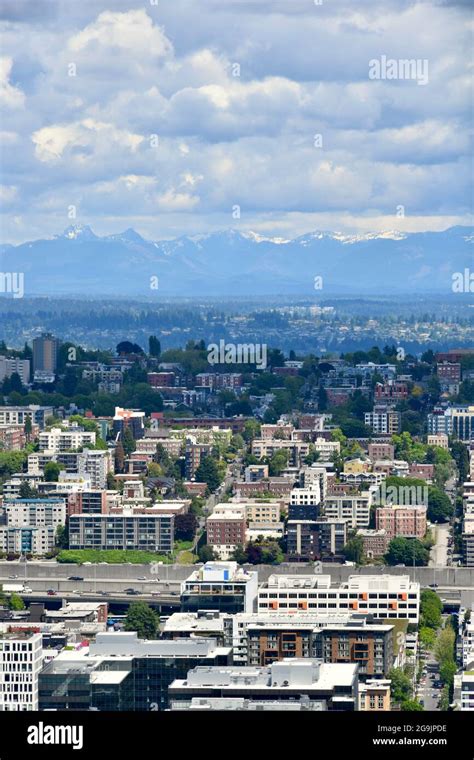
[33,333,59,374]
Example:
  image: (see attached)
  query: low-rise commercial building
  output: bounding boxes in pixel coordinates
[180,562,258,614]
[169,659,359,711]
[258,574,420,622]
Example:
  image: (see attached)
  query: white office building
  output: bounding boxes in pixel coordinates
[0,632,43,711]
[257,574,420,622]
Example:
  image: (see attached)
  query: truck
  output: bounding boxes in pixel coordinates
[2,583,32,593]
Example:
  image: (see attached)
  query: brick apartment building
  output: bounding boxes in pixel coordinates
[375,505,427,540]
[207,507,247,560]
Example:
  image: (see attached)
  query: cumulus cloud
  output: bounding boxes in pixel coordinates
[0,1,471,242]
[0,57,25,108]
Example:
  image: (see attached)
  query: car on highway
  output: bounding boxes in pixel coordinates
[68,576,84,581]
[429,583,439,588]
[137,576,147,581]
[8,575,18,579]
[47,589,56,596]
[124,588,139,595]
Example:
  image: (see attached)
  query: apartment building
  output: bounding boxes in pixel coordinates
[4,498,67,530]
[0,357,30,385]
[454,671,474,711]
[39,426,96,452]
[0,405,54,430]
[428,405,474,442]
[462,514,474,567]
[0,425,27,451]
[375,381,408,401]
[258,574,420,622]
[196,373,243,389]
[67,490,108,516]
[232,500,280,523]
[244,464,269,482]
[323,493,372,529]
[33,333,58,374]
[251,439,311,466]
[427,433,449,450]
[365,407,401,435]
[368,442,395,460]
[206,506,247,560]
[375,505,427,540]
[287,519,347,562]
[0,632,43,711]
[69,511,174,553]
[357,529,390,559]
[113,407,145,440]
[244,619,393,677]
[0,525,56,555]
[359,680,391,711]
[437,362,461,383]
[185,442,212,480]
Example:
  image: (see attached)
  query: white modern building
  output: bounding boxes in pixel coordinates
[39,427,96,453]
[180,562,258,614]
[257,574,420,622]
[0,357,30,386]
[0,632,43,711]
[323,493,372,529]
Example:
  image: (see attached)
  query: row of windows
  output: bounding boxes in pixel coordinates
[260,592,416,600]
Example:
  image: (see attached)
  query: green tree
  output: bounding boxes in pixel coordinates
[122,427,136,456]
[242,419,261,443]
[419,626,436,649]
[389,667,413,704]
[342,535,365,565]
[44,461,61,482]
[9,593,25,611]
[385,537,429,566]
[268,449,289,476]
[124,601,158,639]
[427,486,453,523]
[195,456,221,492]
[434,626,456,666]
[19,481,38,498]
[401,699,424,711]
[198,545,218,562]
[55,523,69,549]
[149,335,161,358]
[420,589,443,629]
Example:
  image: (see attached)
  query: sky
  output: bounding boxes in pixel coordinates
[0,0,472,244]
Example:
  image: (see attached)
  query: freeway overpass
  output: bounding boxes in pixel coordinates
[2,561,474,587]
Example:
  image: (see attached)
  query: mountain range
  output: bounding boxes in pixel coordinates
[0,224,472,297]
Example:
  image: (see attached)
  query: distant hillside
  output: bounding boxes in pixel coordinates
[1,225,472,296]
